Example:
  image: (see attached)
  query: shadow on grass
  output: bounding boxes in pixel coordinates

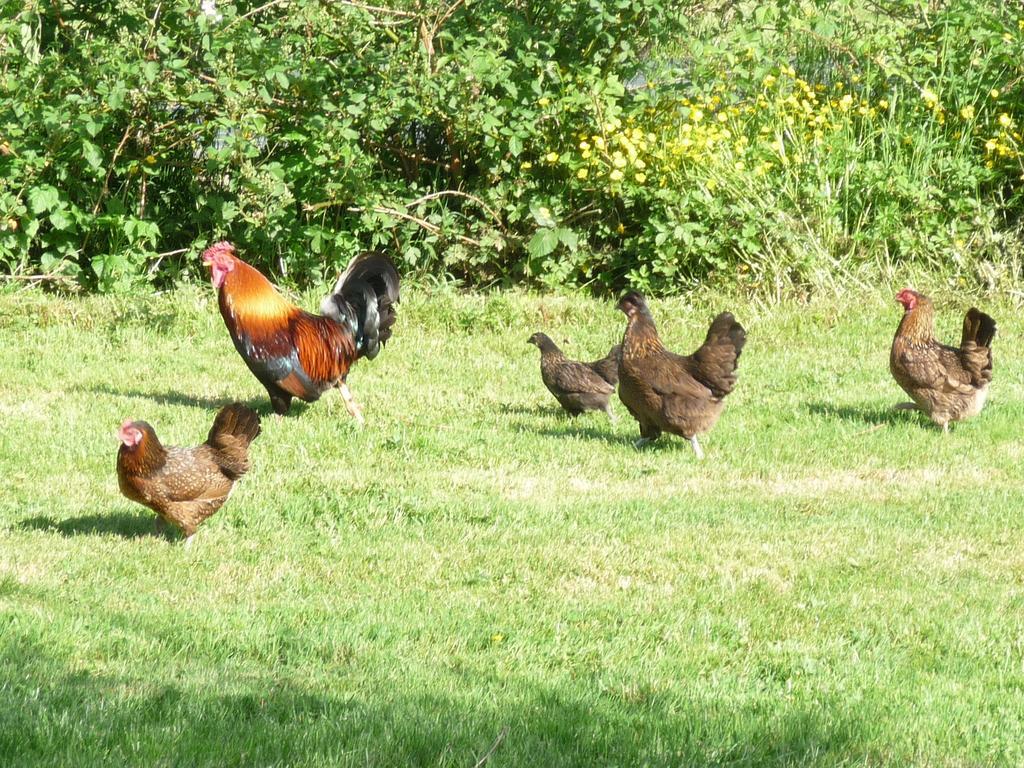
[17,512,172,540]
[79,384,292,418]
[805,401,923,428]
[497,402,563,417]
[0,640,871,768]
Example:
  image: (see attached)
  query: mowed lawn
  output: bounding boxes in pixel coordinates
[1,284,1023,767]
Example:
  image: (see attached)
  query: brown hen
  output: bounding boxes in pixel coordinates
[616,292,746,458]
[527,333,619,418]
[890,288,995,431]
[116,403,261,540]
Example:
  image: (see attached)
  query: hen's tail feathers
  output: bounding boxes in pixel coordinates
[960,308,996,386]
[206,403,261,479]
[588,344,621,386]
[691,312,747,398]
[962,308,996,350]
[321,253,400,361]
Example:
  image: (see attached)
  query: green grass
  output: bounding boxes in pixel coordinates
[1,284,1024,767]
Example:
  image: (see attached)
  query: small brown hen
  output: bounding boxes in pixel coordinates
[527,333,620,418]
[616,292,746,458]
[889,288,996,431]
[116,403,261,541]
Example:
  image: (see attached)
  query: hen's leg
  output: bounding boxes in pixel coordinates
[689,435,705,460]
[339,382,365,426]
[604,403,616,422]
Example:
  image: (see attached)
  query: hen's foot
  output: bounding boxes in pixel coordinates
[893,402,919,411]
[690,435,705,460]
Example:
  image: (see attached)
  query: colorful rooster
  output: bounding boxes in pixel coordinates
[202,242,400,421]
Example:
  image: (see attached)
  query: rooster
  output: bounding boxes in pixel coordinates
[203,242,399,421]
[527,333,619,418]
[890,288,996,431]
[616,292,746,458]
[117,403,261,541]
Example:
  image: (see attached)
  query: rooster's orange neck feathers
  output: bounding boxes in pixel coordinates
[220,258,298,322]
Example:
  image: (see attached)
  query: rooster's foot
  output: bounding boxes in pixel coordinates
[339,382,365,427]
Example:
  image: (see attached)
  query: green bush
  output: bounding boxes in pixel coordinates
[0,1,1022,293]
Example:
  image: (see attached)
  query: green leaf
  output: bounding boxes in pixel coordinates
[28,185,60,215]
[49,209,74,231]
[82,141,104,171]
[555,227,578,250]
[527,228,559,258]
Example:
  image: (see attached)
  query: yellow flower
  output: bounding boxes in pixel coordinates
[576,168,588,179]
[581,149,591,159]
[538,97,550,107]
[145,154,157,164]
[579,140,590,150]
[985,139,997,152]
[838,94,853,111]
[594,136,606,150]
[999,113,1013,128]
[612,152,627,168]
[616,222,625,234]
[690,108,704,123]
[921,88,938,104]
[545,151,559,163]
[716,112,728,123]
[521,161,533,170]
[609,169,624,182]
[634,172,647,184]
[990,88,1000,99]
[960,105,975,120]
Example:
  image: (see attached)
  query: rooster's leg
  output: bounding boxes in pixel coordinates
[689,435,705,460]
[604,403,617,422]
[339,382,365,426]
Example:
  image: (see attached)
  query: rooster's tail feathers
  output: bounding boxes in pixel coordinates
[962,308,996,350]
[321,253,400,360]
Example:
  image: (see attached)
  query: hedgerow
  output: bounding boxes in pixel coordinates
[1,1,1022,293]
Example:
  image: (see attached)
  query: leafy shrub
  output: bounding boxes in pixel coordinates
[0,0,1022,294]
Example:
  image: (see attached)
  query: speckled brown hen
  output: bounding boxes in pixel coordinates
[116,403,261,541]
[527,333,620,418]
[889,288,996,431]
[616,292,746,458]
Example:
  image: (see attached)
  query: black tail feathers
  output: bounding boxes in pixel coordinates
[321,253,401,360]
